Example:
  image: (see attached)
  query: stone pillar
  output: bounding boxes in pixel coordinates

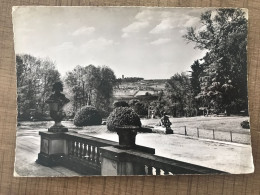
[36,132,68,166]
[100,145,155,176]
[36,82,70,166]
[99,125,155,175]
[100,147,132,175]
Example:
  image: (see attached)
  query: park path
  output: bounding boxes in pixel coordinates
[15,131,80,177]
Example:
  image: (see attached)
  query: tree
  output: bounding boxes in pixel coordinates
[64,65,86,112]
[165,73,193,117]
[96,66,117,115]
[65,64,116,117]
[183,8,248,115]
[190,60,203,97]
[129,100,148,116]
[16,54,61,120]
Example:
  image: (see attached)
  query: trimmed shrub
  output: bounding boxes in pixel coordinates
[107,107,141,132]
[98,109,111,118]
[113,101,129,108]
[74,106,102,126]
[241,120,250,129]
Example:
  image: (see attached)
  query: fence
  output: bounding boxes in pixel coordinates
[170,126,251,144]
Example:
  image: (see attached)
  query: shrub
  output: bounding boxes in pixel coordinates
[241,120,250,129]
[74,106,102,126]
[113,101,129,108]
[107,107,141,132]
[132,101,148,116]
[98,109,111,118]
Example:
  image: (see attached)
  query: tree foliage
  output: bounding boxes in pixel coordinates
[16,54,61,120]
[190,60,203,97]
[65,65,116,117]
[183,8,248,115]
[165,73,194,117]
[129,100,148,116]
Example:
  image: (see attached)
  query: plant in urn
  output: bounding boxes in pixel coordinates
[46,82,70,132]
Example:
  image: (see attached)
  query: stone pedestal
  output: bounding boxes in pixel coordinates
[48,124,68,133]
[100,146,155,176]
[36,131,67,166]
[116,126,138,149]
[166,127,173,134]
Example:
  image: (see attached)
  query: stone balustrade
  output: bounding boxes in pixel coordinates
[37,130,226,175]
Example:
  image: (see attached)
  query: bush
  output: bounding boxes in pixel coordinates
[133,101,148,116]
[74,106,102,126]
[107,107,141,132]
[241,120,250,129]
[97,108,111,118]
[113,101,129,108]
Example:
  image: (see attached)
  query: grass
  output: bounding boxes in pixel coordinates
[141,116,250,133]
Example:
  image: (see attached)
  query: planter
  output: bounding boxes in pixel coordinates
[46,82,70,133]
[115,126,139,149]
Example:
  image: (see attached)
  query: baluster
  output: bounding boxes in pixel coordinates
[78,142,80,158]
[79,142,83,158]
[71,140,75,156]
[68,140,72,155]
[92,146,96,163]
[88,144,91,161]
[156,168,161,175]
[75,141,79,157]
[96,147,100,165]
[164,170,169,175]
[148,166,153,175]
[83,143,87,159]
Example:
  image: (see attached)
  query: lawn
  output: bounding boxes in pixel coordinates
[141,116,251,144]
[141,116,250,133]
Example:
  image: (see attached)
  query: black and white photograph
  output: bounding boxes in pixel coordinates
[12,6,254,176]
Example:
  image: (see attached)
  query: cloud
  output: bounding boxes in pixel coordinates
[150,38,171,45]
[135,9,153,21]
[121,9,153,38]
[81,37,115,50]
[54,42,75,51]
[122,21,149,34]
[150,12,201,34]
[121,33,129,38]
[72,26,95,36]
[179,29,186,35]
[182,16,200,28]
[150,18,173,34]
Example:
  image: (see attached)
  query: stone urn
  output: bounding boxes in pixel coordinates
[46,82,70,132]
[115,126,139,149]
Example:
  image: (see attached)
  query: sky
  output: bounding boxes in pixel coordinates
[12,7,211,79]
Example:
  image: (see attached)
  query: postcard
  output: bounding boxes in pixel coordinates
[12,6,254,176]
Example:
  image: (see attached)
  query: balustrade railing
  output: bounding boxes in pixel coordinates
[67,133,116,161]
[61,132,118,175]
[121,150,225,175]
[39,131,225,175]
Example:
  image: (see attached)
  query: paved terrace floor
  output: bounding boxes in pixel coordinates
[14,123,254,177]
